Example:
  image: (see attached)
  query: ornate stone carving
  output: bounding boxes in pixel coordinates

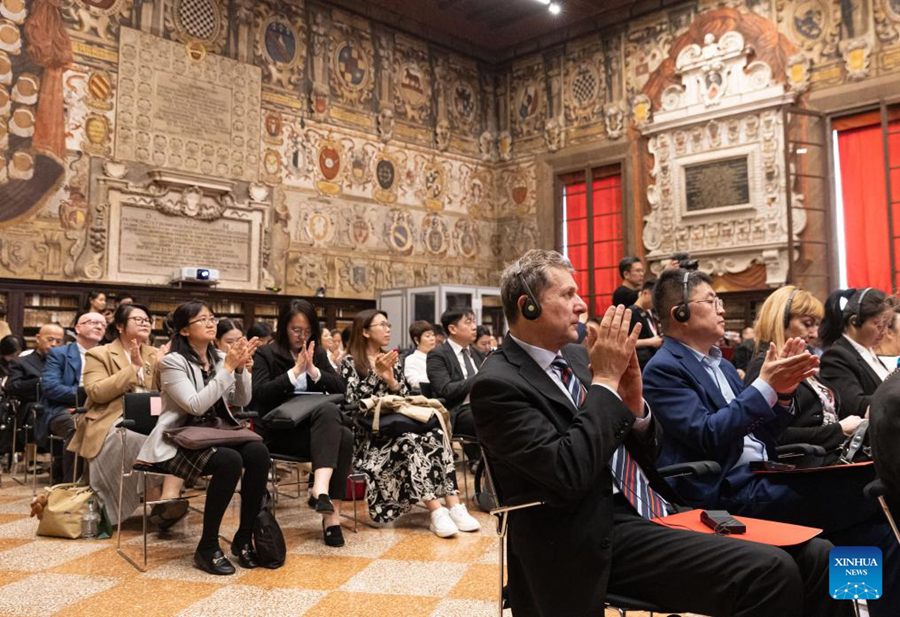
[434,119,451,152]
[329,23,374,107]
[604,103,625,140]
[785,53,811,93]
[563,43,605,125]
[543,116,564,152]
[640,30,800,286]
[376,107,394,142]
[776,0,841,61]
[841,37,871,80]
[255,6,307,91]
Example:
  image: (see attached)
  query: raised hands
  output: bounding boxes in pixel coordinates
[587,305,643,416]
[373,349,399,382]
[224,337,261,373]
[128,337,143,369]
[293,340,320,381]
[758,336,820,395]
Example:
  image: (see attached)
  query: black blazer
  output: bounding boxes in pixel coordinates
[4,351,47,403]
[425,341,484,410]
[745,352,846,453]
[250,344,346,416]
[628,305,659,369]
[870,372,900,500]
[819,336,885,418]
[470,337,678,617]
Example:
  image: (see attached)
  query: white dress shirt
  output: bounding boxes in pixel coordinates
[844,334,891,382]
[404,349,428,389]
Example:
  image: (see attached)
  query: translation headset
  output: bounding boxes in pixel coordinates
[517,272,542,320]
[843,287,872,327]
[783,288,800,329]
[673,271,693,323]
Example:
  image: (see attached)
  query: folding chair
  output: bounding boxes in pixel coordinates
[115,392,232,572]
[865,478,900,546]
[419,381,474,503]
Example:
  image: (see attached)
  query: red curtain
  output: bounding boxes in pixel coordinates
[837,125,892,291]
[592,174,623,314]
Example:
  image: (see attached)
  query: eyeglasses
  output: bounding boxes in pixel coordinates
[189,316,219,326]
[690,297,724,310]
[289,327,312,337]
[127,316,152,325]
[368,321,392,329]
[77,319,105,327]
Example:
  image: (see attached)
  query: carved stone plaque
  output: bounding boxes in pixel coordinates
[115,28,262,182]
[684,157,750,212]
[117,204,253,282]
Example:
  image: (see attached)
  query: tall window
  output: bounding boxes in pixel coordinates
[559,164,624,315]
[832,106,900,292]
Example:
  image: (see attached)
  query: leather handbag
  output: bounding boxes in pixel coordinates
[165,416,262,450]
[36,483,95,539]
[262,393,346,429]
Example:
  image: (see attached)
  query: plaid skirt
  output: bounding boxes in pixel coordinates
[156,446,215,487]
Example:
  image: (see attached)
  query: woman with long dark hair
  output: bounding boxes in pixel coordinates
[138,301,267,575]
[819,288,895,417]
[341,309,479,538]
[251,299,351,547]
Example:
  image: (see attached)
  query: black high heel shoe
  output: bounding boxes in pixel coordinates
[193,548,235,575]
[323,521,345,547]
[230,541,259,569]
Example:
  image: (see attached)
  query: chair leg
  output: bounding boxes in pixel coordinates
[460,441,470,505]
[877,496,900,545]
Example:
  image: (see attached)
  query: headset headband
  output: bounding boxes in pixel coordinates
[783,287,800,329]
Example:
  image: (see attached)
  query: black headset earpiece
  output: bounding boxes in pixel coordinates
[783,287,799,330]
[518,273,542,320]
[844,287,872,328]
[673,271,692,323]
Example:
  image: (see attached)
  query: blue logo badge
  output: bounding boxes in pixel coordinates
[830,546,882,600]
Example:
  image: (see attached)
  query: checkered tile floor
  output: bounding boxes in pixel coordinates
[0,464,652,617]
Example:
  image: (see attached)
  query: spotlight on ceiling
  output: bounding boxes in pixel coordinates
[548,2,561,15]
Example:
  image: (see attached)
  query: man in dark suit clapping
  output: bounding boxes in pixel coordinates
[470,249,847,617]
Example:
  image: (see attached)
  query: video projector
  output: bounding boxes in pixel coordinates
[171,267,220,284]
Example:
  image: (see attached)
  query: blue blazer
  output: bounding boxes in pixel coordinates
[643,337,792,507]
[37,343,82,443]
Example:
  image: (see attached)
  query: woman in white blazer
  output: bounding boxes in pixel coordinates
[138,300,266,576]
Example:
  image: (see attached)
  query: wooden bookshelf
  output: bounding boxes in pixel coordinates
[0,278,374,347]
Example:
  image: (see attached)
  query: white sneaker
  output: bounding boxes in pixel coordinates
[429,506,459,538]
[448,504,481,532]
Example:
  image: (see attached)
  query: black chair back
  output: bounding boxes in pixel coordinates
[419,382,434,398]
[122,392,161,436]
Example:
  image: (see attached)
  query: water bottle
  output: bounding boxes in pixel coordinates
[81,498,99,539]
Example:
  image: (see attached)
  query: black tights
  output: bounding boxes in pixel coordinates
[197,441,270,553]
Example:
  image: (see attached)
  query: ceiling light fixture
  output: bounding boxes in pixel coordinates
[548,2,561,15]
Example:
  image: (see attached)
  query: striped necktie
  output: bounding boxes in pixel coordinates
[551,355,670,520]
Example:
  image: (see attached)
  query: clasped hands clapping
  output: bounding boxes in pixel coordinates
[224,337,261,373]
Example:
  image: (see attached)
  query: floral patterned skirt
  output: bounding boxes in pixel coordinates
[353,428,456,523]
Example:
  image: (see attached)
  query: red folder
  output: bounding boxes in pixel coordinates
[651,510,822,546]
[751,460,874,475]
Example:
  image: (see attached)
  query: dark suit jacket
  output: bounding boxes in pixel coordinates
[250,343,345,417]
[870,372,900,500]
[471,337,677,617]
[39,343,84,443]
[5,351,48,403]
[819,336,884,418]
[745,352,846,453]
[628,305,659,369]
[643,337,793,507]
[612,285,638,307]
[425,341,484,410]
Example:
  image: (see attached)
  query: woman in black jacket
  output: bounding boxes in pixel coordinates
[251,299,351,547]
[745,286,864,459]
[819,288,894,418]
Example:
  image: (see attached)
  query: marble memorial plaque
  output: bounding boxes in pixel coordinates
[115,27,261,182]
[117,204,253,283]
[684,157,750,212]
